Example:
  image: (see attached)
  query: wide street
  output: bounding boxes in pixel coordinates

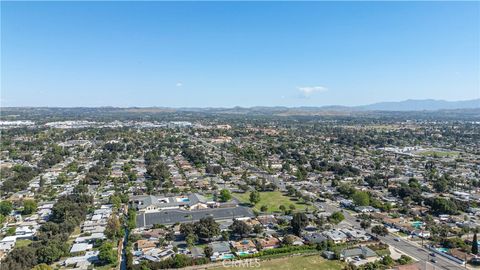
[320,201,466,270]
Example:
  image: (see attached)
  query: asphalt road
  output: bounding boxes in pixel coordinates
[320,201,466,270]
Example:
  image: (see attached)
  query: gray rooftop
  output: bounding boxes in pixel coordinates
[130,193,208,210]
[304,233,327,244]
[341,246,376,258]
[210,241,231,254]
[137,206,254,227]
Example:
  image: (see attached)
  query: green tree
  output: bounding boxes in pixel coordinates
[473,233,478,254]
[109,195,122,209]
[6,227,15,236]
[56,173,68,184]
[382,255,394,267]
[253,224,263,234]
[22,199,37,215]
[430,197,458,215]
[219,189,232,202]
[260,205,268,212]
[291,212,308,236]
[408,178,421,189]
[180,223,195,236]
[249,191,261,205]
[204,246,213,259]
[372,225,388,236]
[1,246,38,270]
[434,179,449,193]
[194,217,220,242]
[98,241,117,265]
[0,201,13,216]
[66,161,79,173]
[328,211,345,225]
[105,215,123,240]
[127,208,137,230]
[221,230,230,241]
[360,219,371,229]
[186,233,197,247]
[397,255,413,265]
[36,241,67,264]
[229,219,251,238]
[352,191,370,206]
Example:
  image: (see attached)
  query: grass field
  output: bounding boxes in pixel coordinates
[234,191,308,213]
[15,239,32,248]
[215,255,343,270]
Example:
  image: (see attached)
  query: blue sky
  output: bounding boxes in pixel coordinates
[1,1,479,107]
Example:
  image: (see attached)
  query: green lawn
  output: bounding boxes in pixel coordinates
[215,255,343,270]
[234,191,308,213]
[15,239,32,248]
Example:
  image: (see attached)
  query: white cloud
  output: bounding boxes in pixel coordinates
[176,82,183,87]
[297,86,328,98]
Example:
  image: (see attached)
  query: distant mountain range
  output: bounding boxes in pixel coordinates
[2,99,479,121]
[355,98,480,111]
[2,99,479,113]
[173,98,480,113]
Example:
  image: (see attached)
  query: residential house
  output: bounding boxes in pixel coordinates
[304,233,327,244]
[70,243,93,253]
[142,248,175,262]
[340,228,371,242]
[341,246,377,260]
[231,239,257,255]
[257,237,280,250]
[324,229,348,244]
[209,241,233,261]
[136,239,157,253]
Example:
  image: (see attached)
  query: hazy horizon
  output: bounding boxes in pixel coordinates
[1,97,478,110]
[2,1,479,107]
